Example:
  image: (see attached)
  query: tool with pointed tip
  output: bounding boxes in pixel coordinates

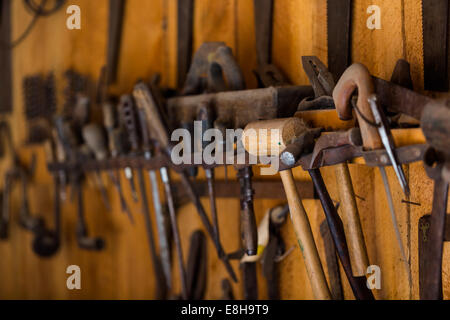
[197,103,222,255]
[82,123,134,223]
[368,95,410,196]
[118,95,139,202]
[133,81,237,282]
[333,63,412,287]
[101,101,133,220]
[136,105,172,292]
[133,88,189,300]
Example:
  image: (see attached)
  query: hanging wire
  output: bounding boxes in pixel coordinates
[2,0,66,49]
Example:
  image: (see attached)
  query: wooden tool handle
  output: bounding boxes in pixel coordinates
[280,170,331,300]
[333,63,382,150]
[334,163,369,276]
[133,82,170,149]
[82,124,108,161]
[102,101,115,130]
[242,118,308,157]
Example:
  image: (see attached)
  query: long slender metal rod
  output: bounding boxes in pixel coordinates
[107,169,134,223]
[179,171,238,282]
[136,168,167,299]
[379,167,412,288]
[160,167,188,300]
[147,165,172,290]
[205,168,220,252]
[93,171,111,212]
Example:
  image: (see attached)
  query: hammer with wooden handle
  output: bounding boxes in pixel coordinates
[242,118,331,300]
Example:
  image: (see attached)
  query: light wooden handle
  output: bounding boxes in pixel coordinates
[133,82,169,148]
[242,118,308,157]
[334,163,369,276]
[333,63,382,150]
[280,170,331,300]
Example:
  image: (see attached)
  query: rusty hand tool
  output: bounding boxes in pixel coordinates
[420,148,449,299]
[327,0,352,81]
[221,279,235,300]
[106,0,126,85]
[422,0,449,91]
[168,86,313,134]
[30,140,62,257]
[52,129,68,201]
[333,63,412,287]
[74,174,105,251]
[136,105,172,292]
[118,95,139,202]
[237,166,258,256]
[261,204,290,300]
[339,62,450,148]
[421,100,450,180]
[55,107,112,212]
[177,0,194,90]
[82,123,133,223]
[133,84,189,300]
[101,101,133,220]
[253,0,288,87]
[133,81,238,283]
[186,230,207,300]
[79,124,111,213]
[242,118,331,300]
[300,56,371,281]
[319,219,344,300]
[197,103,222,255]
[136,162,168,299]
[182,42,245,95]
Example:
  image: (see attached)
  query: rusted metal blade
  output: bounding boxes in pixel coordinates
[422,0,449,91]
[177,0,194,90]
[327,0,352,81]
[106,0,126,84]
[254,0,273,66]
[373,77,432,120]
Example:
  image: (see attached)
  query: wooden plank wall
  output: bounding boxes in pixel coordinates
[0,0,448,300]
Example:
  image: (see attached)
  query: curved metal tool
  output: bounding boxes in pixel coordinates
[182,42,245,95]
[75,175,105,251]
[334,62,412,288]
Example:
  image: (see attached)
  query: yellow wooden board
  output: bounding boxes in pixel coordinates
[0,0,448,300]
